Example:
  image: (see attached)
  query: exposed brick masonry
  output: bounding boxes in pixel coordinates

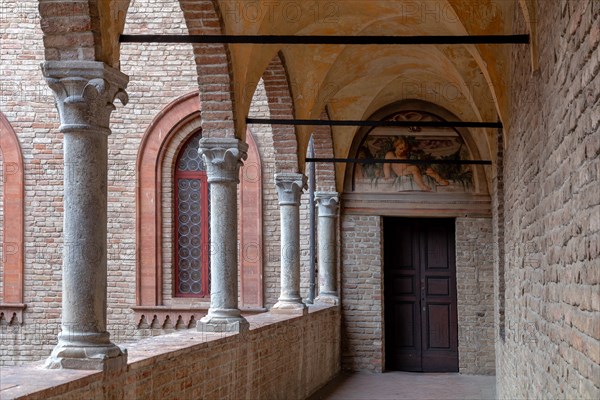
[497,1,599,398]
[455,217,495,375]
[1,306,341,400]
[340,215,496,374]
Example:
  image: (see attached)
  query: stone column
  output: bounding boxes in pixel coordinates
[272,173,308,314]
[197,138,249,332]
[315,192,340,305]
[42,61,129,370]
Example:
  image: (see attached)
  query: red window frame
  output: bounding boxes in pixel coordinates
[174,155,210,298]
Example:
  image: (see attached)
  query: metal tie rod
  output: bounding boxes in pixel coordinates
[247,118,502,129]
[120,34,529,45]
[306,158,492,165]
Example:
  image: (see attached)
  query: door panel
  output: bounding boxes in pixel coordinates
[395,303,415,347]
[427,304,451,348]
[385,218,458,372]
[384,222,421,371]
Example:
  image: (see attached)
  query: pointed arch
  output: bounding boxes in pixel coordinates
[179,0,238,139]
[262,52,299,173]
[38,0,131,67]
[311,110,336,192]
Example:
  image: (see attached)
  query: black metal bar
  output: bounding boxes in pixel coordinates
[307,135,316,305]
[306,158,492,165]
[247,118,502,129]
[120,34,529,45]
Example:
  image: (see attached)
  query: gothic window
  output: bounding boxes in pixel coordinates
[174,131,209,297]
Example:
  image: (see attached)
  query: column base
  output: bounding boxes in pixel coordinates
[315,294,340,306]
[271,301,308,315]
[197,313,249,333]
[45,341,127,371]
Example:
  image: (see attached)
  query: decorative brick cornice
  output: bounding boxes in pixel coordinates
[132,306,267,329]
[0,303,26,326]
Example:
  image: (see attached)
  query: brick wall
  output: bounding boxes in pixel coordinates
[340,215,495,374]
[248,79,279,308]
[497,1,599,398]
[1,0,332,363]
[340,215,384,371]
[455,217,495,375]
[0,0,246,361]
[0,0,63,364]
[2,306,340,400]
[0,151,3,299]
[179,0,238,138]
[107,0,200,341]
[250,75,322,308]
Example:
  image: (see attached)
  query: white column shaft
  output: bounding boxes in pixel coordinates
[315,192,340,305]
[318,214,337,295]
[62,133,108,338]
[42,61,129,370]
[272,173,307,314]
[279,203,301,302]
[208,181,238,312]
[197,138,249,332]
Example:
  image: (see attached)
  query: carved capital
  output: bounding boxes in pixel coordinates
[275,173,307,206]
[315,192,340,218]
[198,138,248,183]
[41,61,129,135]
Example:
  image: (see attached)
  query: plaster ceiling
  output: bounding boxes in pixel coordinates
[107,0,531,188]
[213,0,520,186]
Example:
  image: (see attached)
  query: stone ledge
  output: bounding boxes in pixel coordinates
[0,304,338,400]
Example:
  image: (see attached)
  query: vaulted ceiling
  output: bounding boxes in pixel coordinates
[39,0,536,188]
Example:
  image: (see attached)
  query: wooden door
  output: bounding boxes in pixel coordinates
[384,218,458,372]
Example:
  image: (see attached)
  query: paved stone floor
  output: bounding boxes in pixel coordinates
[309,371,496,400]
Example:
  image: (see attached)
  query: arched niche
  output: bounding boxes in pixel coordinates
[343,100,492,217]
[134,92,263,327]
[0,111,25,324]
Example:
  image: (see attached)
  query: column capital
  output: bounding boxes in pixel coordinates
[275,173,307,206]
[198,138,248,183]
[41,61,129,135]
[315,191,340,218]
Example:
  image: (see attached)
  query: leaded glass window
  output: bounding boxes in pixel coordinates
[174,131,209,297]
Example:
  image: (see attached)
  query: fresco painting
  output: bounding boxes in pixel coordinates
[353,111,474,193]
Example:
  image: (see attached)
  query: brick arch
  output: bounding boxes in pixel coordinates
[0,112,25,323]
[311,110,336,192]
[178,0,238,139]
[38,0,131,67]
[262,53,299,173]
